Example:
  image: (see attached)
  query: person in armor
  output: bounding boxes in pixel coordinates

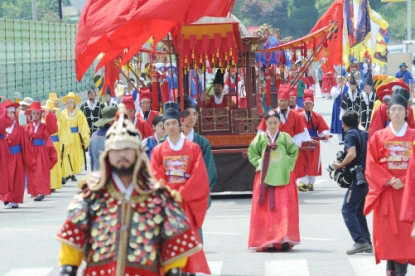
[56,104,202,276]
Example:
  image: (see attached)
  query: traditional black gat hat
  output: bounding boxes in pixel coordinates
[213,69,224,86]
[388,94,408,110]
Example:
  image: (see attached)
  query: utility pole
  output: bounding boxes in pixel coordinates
[32,0,37,21]
[58,0,63,20]
[408,0,412,41]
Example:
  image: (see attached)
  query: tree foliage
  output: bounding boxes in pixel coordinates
[0,0,59,20]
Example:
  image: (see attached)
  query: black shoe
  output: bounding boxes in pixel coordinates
[282,242,291,252]
[70,175,77,182]
[339,142,345,145]
[364,244,373,253]
[62,177,66,185]
[34,194,45,201]
[3,201,9,206]
[51,189,56,193]
[346,242,371,254]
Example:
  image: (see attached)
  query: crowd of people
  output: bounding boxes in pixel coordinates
[1,60,415,275]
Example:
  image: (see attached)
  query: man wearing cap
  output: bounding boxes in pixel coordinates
[141,114,165,160]
[288,85,304,113]
[62,92,90,182]
[395,63,415,86]
[330,75,348,144]
[80,86,105,135]
[18,97,34,127]
[151,102,211,276]
[43,100,69,190]
[136,87,160,128]
[122,94,153,139]
[103,88,116,107]
[25,102,58,201]
[200,69,235,108]
[0,102,15,207]
[368,80,415,137]
[296,90,330,192]
[340,74,361,119]
[56,104,201,276]
[177,95,217,209]
[357,70,377,131]
[126,78,141,112]
[365,94,415,275]
[88,106,117,171]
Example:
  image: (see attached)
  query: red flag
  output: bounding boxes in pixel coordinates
[75,0,235,81]
[102,63,119,97]
[309,0,343,74]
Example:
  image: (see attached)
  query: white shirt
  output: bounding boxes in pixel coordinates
[6,122,15,135]
[184,128,194,141]
[112,172,135,200]
[33,121,40,133]
[389,122,408,137]
[266,130,279,144]
[167,133,186,151]
[214,93,225,105]
[87,100,97,111]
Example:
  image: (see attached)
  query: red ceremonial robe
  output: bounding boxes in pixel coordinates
[0,104,12,195]
[150,138,210,274]
[1,122,31,203]
[364,125,415,264]
[136,110,160,128]
[134,116,153,139]
[401,142,415,223]
[26,122,58,197]
[368,104,415,137]
[296,111,330,178]
[203,94,235,108]
[290,105,304,113]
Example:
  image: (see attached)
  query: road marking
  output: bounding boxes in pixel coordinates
[27,218,64,222]
[4,267,54,276]
[208,207,252,212]
[301,236,335,241]
[203,232,242,235]
[207,261,223,276]
[265,259,310,276]
[0,228,41,231]
[349,258,387,276]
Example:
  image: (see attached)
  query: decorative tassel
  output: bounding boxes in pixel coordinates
[266,69,271,107]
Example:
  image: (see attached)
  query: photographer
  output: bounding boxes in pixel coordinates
[332,110,372,255]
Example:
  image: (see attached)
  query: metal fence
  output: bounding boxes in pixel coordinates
[0,19,93,101]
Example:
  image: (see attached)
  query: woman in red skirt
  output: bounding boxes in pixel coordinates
[247,110,300,251]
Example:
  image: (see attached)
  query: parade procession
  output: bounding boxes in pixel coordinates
[1,0,415,275]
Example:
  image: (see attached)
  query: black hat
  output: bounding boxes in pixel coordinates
[349,73,357,85]
[388,94,408,110]
[163,101,179,112]
[392,87,410,101]
[364,70,373,87]
[213,69,224,86]
[162,108,181,123]
[105,87,111,95]
[176,94,195,111]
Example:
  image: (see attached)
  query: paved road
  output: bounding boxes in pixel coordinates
[0,93,414,276]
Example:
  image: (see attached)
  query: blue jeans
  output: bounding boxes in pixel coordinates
[342,180,371,244]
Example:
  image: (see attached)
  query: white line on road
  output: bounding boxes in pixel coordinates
[301,236,335,241]
[265,259,310,276]
[349,258,387,276]
[4,267,54,276]
[207,261,223,276]
[204,232,242,235]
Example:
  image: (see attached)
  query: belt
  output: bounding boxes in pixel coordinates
[51,135,59,142]
[9,144,22,154]
[0,134,4,139]
[33,139,45,146]
[70,127,79,133]
[165,171,191,179]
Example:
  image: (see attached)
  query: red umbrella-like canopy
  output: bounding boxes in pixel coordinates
[75,0,235,81]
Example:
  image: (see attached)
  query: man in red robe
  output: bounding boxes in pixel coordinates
[200,69,235,108]
[135,87,160,128]
[369,79,415,136]
[150,102,211,276]
[365,94,415,275]
[289,86,304,113]
[296,90,330,192]
[0,100,31,208]
[25,102,57,201]
[401,142,415,241]
[0,103,12,198]
[123,95,153,139]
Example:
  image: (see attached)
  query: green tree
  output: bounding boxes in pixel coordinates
[1,0,59,20]
[288,0,319,37]
[240,0,264,26]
